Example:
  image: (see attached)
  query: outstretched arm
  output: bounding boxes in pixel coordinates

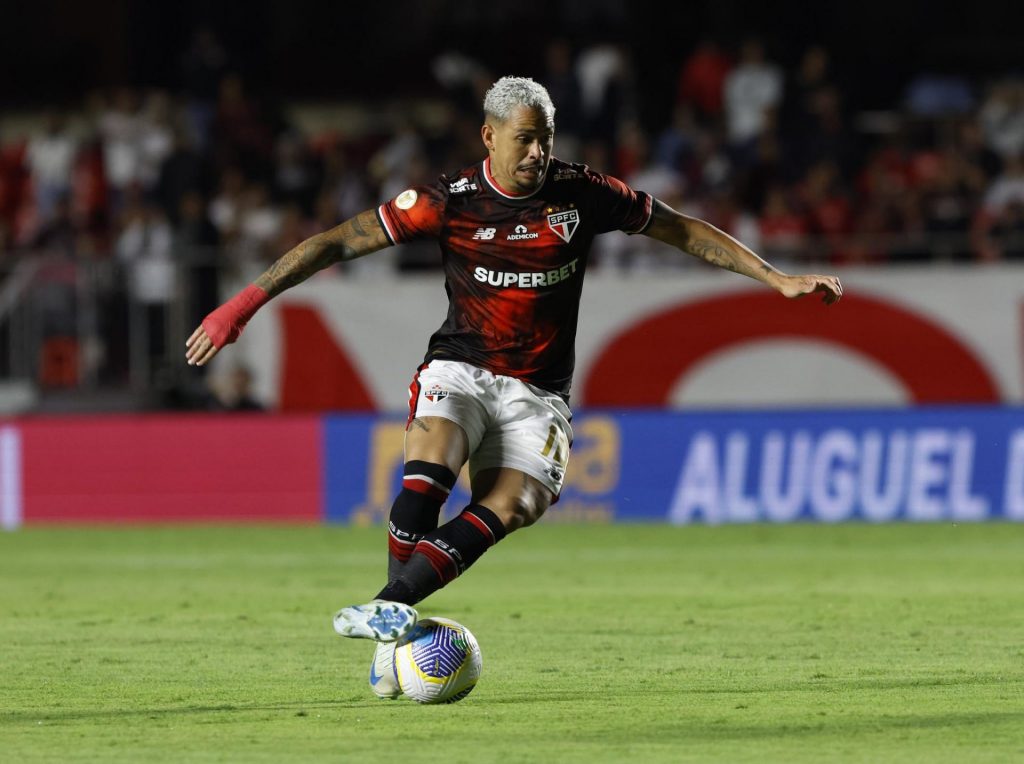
[643,200,842,304]
[185,208,391,366]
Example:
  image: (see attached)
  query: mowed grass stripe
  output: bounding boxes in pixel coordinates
[1,523,1022,763]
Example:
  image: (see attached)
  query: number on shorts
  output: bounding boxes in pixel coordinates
[541,424,568,466]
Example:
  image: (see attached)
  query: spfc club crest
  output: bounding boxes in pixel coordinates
[546,209,580,243]
[424,385,449,403]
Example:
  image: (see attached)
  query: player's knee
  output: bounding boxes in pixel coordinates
[517,497,548,528]
[489,493,549,532]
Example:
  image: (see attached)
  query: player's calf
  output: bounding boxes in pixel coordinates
[387,460,458,579]
[376,504,507,605]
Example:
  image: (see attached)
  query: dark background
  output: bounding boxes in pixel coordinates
[3,0,1021,120]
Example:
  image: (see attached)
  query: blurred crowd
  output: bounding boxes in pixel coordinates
[4,32,1024,279]
[4,30,1024,399]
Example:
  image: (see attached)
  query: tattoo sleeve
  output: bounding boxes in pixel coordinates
[253,209,391,297]
[645,200,780,285]
[688,238,740,272]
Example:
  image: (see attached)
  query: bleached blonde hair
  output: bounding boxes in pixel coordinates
[483,76,555,123]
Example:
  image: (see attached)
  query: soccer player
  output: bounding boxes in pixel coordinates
[185,77,842,698]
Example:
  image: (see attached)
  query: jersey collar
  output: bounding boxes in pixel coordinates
[482,157,545,201]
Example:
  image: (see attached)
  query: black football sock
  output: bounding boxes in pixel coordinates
[386,460,457,581]
[376,504,507,605]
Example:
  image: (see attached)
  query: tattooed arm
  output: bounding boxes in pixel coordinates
[253,209,391,297]
[643,200,842,304]
[185,209,392,366]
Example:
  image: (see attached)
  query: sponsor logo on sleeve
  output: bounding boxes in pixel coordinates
[448,178,479,194]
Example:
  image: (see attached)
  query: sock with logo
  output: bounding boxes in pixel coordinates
[387,460,457,581]
[376,504,507,605]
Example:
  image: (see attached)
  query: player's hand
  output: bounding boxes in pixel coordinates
[185,325,221,366]
[185,285,270,367]
[777,274,843,305]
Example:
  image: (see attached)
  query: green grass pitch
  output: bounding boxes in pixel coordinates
[2,523,1023,763]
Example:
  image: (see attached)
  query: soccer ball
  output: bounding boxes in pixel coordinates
[393,617,482,704]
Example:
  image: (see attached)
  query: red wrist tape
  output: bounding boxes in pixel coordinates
[201,284,270,348]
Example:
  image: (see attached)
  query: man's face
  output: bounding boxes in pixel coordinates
[482,105,555,194]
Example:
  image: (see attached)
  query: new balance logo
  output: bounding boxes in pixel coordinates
[507,224,539,241]
[472,228,496,240]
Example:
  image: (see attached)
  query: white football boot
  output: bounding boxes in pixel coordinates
[333,599,418,641]
[369,642,402,699]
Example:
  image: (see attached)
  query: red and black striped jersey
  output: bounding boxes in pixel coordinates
[376,156,654,398]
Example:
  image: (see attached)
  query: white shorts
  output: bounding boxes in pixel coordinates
[407,360,573,496]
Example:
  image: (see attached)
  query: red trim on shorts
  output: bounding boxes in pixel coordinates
[406,363,429,429]
[461,510,495,545]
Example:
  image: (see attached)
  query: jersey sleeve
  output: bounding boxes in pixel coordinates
[376,183,447,244]
[586,170,655,235]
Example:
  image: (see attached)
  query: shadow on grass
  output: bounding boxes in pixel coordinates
[567,711,1024,745]
[0,698,383,724]
[688,674,1022,695]
[4,674,1021,732]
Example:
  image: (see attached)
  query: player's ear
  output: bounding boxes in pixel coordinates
[481,123,496,152]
